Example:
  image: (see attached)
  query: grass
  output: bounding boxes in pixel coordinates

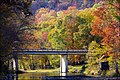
[19,68,59,73]
[19,65,83,73]
[68,65,83,73]
[19,65,120,77]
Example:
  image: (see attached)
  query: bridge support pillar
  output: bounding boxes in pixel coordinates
[60,55,68,75]
[15,56,18,72]
[11,57,18,72]
[12,58,16,71]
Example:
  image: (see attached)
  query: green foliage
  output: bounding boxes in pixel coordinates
[25,5,99,68]
[18,55,60,69]
[1,0,118,77]
[48,27,67,49]
[48,8,95,49]
[93,3,101,8]
[68,65,83,73]
[49,55,60,68]
[85,41,113,75]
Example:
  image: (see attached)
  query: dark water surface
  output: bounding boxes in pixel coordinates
[5,72,81,80]
[4,72,120,80]
[18,72,82,80]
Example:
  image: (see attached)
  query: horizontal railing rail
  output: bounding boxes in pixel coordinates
[13,49,89,55]
[13,49,108,55]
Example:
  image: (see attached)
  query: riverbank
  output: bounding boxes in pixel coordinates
[19,68,59,73]
[19,65,83,73]
[18,65,120,77]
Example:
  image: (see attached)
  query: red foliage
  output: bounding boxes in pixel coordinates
[41,32,48,41]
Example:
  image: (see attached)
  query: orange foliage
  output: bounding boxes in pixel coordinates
[91,2,120,56]
[91,17,104,37]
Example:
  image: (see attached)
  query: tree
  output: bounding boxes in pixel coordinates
[0,0,33,75]
[48,55,60,68]
[48,7,96,65]
[91,0,120,74]
[86,41,112,75]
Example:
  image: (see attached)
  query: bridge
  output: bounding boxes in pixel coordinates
[10,49,89,76]
[14,49,88,54]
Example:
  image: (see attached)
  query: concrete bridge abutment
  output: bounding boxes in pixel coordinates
[60,55,68,74]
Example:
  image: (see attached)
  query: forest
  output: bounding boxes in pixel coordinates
[0,0,120,77]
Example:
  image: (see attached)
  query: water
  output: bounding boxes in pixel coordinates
[5,72,82,80]
[4,72,120,80]
[19,72,60,80]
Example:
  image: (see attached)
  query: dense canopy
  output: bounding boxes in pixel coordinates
[0,0,119,77]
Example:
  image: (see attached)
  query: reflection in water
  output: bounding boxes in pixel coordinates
[60,73,67,76]
[18,72,78,80]
[6,73,120,80]
[18,72,60,80]
[6,74,18,80]
[6,72,81,80]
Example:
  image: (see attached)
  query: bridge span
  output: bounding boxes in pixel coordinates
[14,49,88,55]
[11,49,88,76]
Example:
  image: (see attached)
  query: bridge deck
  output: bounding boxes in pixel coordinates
[14,49,88,55]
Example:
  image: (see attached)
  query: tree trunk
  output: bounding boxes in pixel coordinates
[115,61,119,74]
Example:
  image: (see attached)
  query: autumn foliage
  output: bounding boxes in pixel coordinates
[91,2,120,54]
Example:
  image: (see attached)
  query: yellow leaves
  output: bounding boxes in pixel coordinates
[49,19,57,25]
[78,8,94,17]
[50,28,58,34]
[36,8,49,15]
[45,42,51,49]
[48,28,57,41]
[33,31,40,39]
[57,11,64,18]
